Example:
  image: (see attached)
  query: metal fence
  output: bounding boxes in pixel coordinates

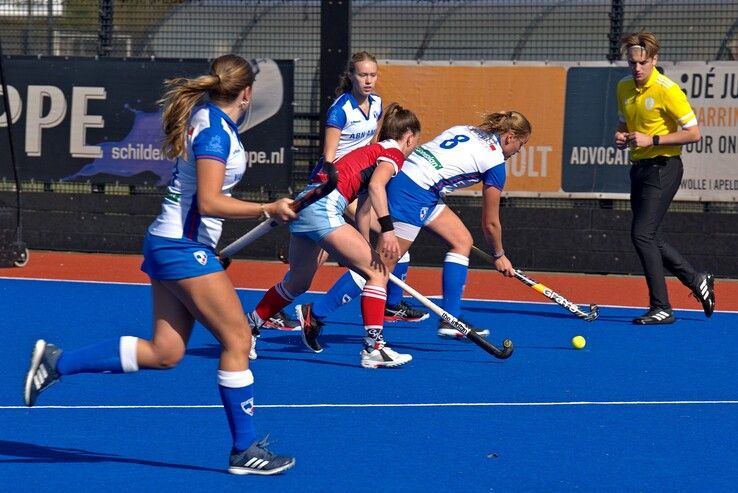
[2,0,738,188]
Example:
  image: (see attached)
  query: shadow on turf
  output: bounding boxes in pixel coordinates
[187,334,459,361]
[463,305,581,320]
[0,439,224,474]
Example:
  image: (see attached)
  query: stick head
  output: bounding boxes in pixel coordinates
[498,339,514,359]
[584,304,599,322]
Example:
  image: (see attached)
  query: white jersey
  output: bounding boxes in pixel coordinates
[148,103,246,248]
[325,92,383,159]
[401,125,507,197]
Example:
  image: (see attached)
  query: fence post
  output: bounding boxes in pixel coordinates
[607,0,624,61]
[319,0,351,155]
[98,0,114,57]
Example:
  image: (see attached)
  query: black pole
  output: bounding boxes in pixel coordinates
[607,0,625,62]
[98,0,114,57]
[319,0,351,155]
[0,37,28,265]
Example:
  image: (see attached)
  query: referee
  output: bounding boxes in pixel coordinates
[614,31,715,324]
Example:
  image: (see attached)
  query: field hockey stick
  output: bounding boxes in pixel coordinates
[471,245,599,321]
[218,162,339,268]
[388,273,514,360]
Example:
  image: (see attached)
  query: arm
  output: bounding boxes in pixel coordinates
[481,183,514,277]
[626,125,701,148]
[615,122,629,149]
[323,126,342,163]
[368,161,400,259]
[195,159,296,222]
[625,87,701,148]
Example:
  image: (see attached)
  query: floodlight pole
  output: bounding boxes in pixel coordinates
[99,0,114,57]
[319,0,351,158]
[608,0,625,61]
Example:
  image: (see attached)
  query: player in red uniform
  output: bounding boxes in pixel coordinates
[246,103,422,368]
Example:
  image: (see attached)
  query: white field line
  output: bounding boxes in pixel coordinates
[2,276,736,313]
[2,400,738,410]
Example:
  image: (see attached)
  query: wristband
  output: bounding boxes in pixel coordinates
[652,135,660,146]
[492,250,505,260]
[377,215,394,232]
[260,204,270,220]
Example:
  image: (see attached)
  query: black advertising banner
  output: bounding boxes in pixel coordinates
[0,57,293,191]
[562,66,631,194]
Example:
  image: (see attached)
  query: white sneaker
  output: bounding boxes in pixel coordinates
[24,339,63,407]
[437,319,490,340]
[249,335,257,361]
[246,311,261,360]
[360,341,412,369]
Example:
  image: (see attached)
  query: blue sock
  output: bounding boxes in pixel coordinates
[56,338,124,375]
[387,257,410,306]
[218,370,257,452]
[442,253,469,318]
[312,270,364,319]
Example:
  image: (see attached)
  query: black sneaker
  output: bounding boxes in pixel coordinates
[295,303,324,353]
[690,272,715,318]
[261,310,301,331]
[633,307,675,325]
[384,300,430,322]
[24,339,63,407]
[228,436,295,475]
[437,319,490,340]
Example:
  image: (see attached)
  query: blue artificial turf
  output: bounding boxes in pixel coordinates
[1,278,736,491]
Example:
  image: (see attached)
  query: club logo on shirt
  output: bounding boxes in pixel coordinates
[241,398,255,416]
[193,250,208,265]
[419,207,429,221]
[204,135,225,154]
[644,97,655,110]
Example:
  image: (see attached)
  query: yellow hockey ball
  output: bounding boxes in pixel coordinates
[571,335,586,350]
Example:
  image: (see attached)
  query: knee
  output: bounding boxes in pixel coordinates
[366,270,389,287]
[631,227,654,247]
[149,346,186,369]
[221,330,253,360]
[448,230,473,254]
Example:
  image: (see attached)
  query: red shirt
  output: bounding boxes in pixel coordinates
[312,140,405,202]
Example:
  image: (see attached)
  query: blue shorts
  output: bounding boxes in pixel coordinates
[387,171,444,227]
[140,232,223,280]
[289,186,349,242]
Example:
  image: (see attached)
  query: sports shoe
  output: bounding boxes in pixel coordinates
[295,303,324,353]
[437,319,490,340]
[261,310,301,331]
[384,300,430,322]
[228,435,295,475]
[24,339,62,407]
[245,312,262,360]
[690,272,715,318]
[633,307,675,325]
[360,339,412,369]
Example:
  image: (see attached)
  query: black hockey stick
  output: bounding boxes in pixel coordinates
[388,273,514,359]
[471,245,599,322]
[218,162,339,268]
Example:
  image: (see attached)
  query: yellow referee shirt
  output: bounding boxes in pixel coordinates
[617,68,698,161]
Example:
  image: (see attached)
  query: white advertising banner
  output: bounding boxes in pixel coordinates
[664,63,738,201]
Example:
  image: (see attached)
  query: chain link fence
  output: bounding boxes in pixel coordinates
[2,0,737,196]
